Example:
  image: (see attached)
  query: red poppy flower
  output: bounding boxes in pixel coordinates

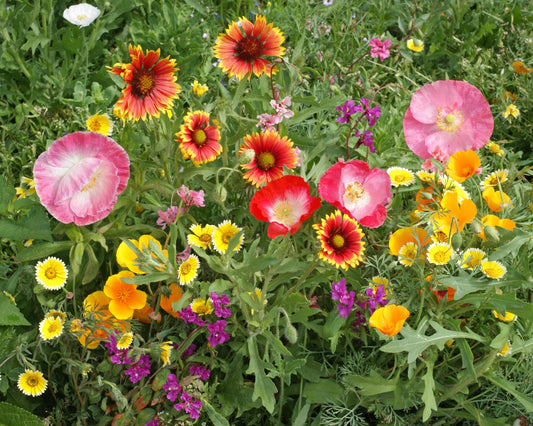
[313,210,366,270]
[250,175,321,238]
[213,15,285,80]
[238,131,297,187]
[176,111,222,164]
[108,44,181,121]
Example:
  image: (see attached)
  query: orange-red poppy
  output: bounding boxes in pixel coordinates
[160,283,184,318]
[104,271,147,320]
[446,150,480,183]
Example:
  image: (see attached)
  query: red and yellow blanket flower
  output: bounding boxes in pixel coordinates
[176,110,222,164]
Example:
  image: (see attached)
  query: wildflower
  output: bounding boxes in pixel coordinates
[249,175,321,238]
[481,169,509,190]
[493,311,516,322]
[335,100,361,123]
[35,257,68,290]
[460,248,486,269]
[14,177,36,200]
[105,334,132,365]
[480,260,507,279]
[371,277,390,295]
[189,364,210,381]
[163,373,182,402]
[353,129,376,153]
[478,214,515,241]
[426,242,454,265]
[431,285,456,302]
[210,292,232,318]
[431,192,477,238]
[176,111,222,164]
[497,341,511,356]
[117,332,133,349]
[398,242,418,266]
[369,304,410,337]
[389,227,429,258]
[178,254,199,286]
[270,96,294,120]
[207,320,230,347]
[512,61,531,74]
[368,38,391,62]
[213,15,285,80]
[503,104,520,121]
[323,0,333,5]
[17,370,47,397]
[104,271,148,320]
[256,113,279,131]
[365,284,388,314]
[45,310,67,324]
[86,113,113,136]
[39,317,64,340]
[160,283,184,318]
[116,235,168,275]
[313,210,366,270]
[156,206,180,230]
[33,132,130,226]
[416,170,436,183]
[191,298,213,316]
[187,224,215,250]
[446,150,480,183]
[63,3,100,27]
[238,131,297,187]
[160,341,172,365]
[124,354,151,383]
[407,39,423,52]
[482,187,512,212]
[248,288,267,314]
[179,306,206,326]
[387,167,415,187]
[177,185,205,207]
[192,80,209,96]
[485,141,504,156]
[403,80,494,162]
[174,391,203,419]
[331,278,355,318]
[212,220,244,254]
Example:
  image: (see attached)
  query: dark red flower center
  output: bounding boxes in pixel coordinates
[131,68,156,97]
[329,234,345,251]
[192,129,207,146]
[257,152,275,171]
[235,36,263,62]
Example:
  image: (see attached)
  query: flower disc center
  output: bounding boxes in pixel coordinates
[132,69,156,97]
[236,36,263,62]
[273,201,296,227]
[257,152,275,171]
[193,129,207,146]
[330,234,345,250]
[344,182,365,204]
[436,107,464,132]
[181,263,191,274]
[200,234,212,243]
[45,267,57,279]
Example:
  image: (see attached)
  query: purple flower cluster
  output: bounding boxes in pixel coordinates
[331,278,355,318]
[336,98,381,153]
[179,306,206,326]
[162,373,182,402]
[368,38,392,62]
[189,364,211,381]
[365,284,388,314]
[174,392,202,419]
[124,354,151,384]
[161,368,210,420]
[105,334,132,365]
[210,292,231,318]
[207,320,230,347]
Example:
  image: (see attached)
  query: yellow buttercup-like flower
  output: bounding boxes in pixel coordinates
[387,167,415,187]
[502,104,519,121]
[35,257,68,290]
[45,310,67,324]
[39,317,64,340]
[406,39,423,52]
[187,224,215,249]
[160,341,173,365]
[493,310,516,322]
[86,113,113,135]
[497,341,511,356]
[485,141,504,156]
[426,243,454,265]
[192,80,209,96]
[18,369,47,397]
[480,260,507,279]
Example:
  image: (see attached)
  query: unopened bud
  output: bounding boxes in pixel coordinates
[451,233,462,251]
[484,225,500,242]
[239,149,256,165]
[470,219,483,235]
[212,185,227,204]
[284,324,298,344]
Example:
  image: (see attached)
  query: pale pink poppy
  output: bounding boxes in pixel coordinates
[403,80,493,163]
[33,132,130,226]
[318,159,391,228]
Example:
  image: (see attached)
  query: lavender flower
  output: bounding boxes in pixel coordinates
[189,364,211,381]
[335,100,362,123]
[174,392,202,419]
[365,284,388,314]
[331,278,356,318]
[179,306,206,326]
[354,129,376,153]
[211,292,231,318]
[124,354,151,384]
[162,373,182,402]
[207,320,230,347]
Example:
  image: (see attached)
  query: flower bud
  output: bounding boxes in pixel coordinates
[484,225,500,242]
[451,233,462,251]
[284,324,298,344]
[239,149,256,165]
[212,185,227,204]
[469,219,483,235]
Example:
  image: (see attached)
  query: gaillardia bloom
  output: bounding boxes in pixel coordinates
[239,131,297,187]
[313,210,365,270]
[250,175,321,238]
[33,132,130,226]
[18,370,47,397]
[403,80,494,162]
[176,111,222,164]
[103,271,148,320]
[108,44,181,121]
[35,257,68,290]
[318,159,391,228]
[213,15,285,80]
[369,304,410,337]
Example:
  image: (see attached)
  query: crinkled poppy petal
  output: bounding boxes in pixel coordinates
[409,80,464,124]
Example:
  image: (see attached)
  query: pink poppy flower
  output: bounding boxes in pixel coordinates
[249,175,321,238]
[318,159,391,228]
[33,132,130,226]
[403,80,494,163]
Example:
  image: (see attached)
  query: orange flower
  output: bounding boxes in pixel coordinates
[446,150,480,183]
[176,110,222,164]
[512,61,531,75]
[482,187,512,212]
[389,227,429,256]
[108,45,181,122]
[415,185,438,211]
[369,304,410,337]
[478,214,516,241]
[104,271,147,320]
[213,15,285,80]
[431,191,477,237]
[134,304,159,324]
[160,283,184,318]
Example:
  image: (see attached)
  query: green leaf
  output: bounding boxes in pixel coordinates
[381,321,484,363]
[488,233,531,261]
[343,370,398,396]
[0,208,52,241]
[484,372,533,412]
[15,242,72,262]
[0,292,30,326]
[0,402,43,425]
[293,403,311,426]
[232,255,279,276]
[246,337,278,413]
[201,398,230,426]
[422,359,438,422]
[0,176,15,214]
[262,330,292,357]
[303,379,343,404]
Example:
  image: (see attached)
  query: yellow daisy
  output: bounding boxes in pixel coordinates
[160,341,173,365]
[86,113,113,136]
[497,341,511,357]
[191,298,213,316]
[187,224,215,249]
[481,169,509,190]
[480,260,507,279]
[35,257,68,290]
[415,170,436,183]
[117,332,133,349]
[39,317,64,340]
[45,310,67,324]
[178,254,199,286]
[426,243,454,265]
[212,220,243,254]
[492,310,516,322]
[18,369,47,397]
[439,176,470,201]
[398,242,418,266]
[485,141,504,157]
[192,80,209,96]
[459,248,486,270]
[387,167,415,187]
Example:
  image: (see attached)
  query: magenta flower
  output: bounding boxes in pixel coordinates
[210,292,231,318]
[368,38,391,62]
[336,100,362,123]
[331,278,355,318]
[207,320,230,347]
[177,185,205,207]
[318,159,391,228]
[189,364,210,381]
[403,80,494,162]
[163,373,182,402]
[174,392,202,419]
[124,354,151,384]
[33,132,130,226]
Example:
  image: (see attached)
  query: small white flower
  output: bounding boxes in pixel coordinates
[63,3,101,28]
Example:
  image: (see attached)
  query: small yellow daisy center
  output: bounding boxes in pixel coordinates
[433,250,448,263]
[28,376,39,387]
[273,201,296,226]
[181,263,192,274]
[132,69,156,97]
[195,305,210,315]
[330,234,345,250]
[193,129,207,146]
[344,182,365,204]
[199,233,211,243]
[45,267,57,279]
[257,152,276,171]
[222,232,234,244]
[88,118,102,132]
[236,36,263,62]
[436,108,464,132]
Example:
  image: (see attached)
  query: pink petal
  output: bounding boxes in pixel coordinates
[409,80,464,124]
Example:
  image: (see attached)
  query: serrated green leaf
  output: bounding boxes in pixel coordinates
[246,337,277,413]
[422,360,437,422]
[0,402,43,425]
[0,293,30,326]
[201,398,230,426]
